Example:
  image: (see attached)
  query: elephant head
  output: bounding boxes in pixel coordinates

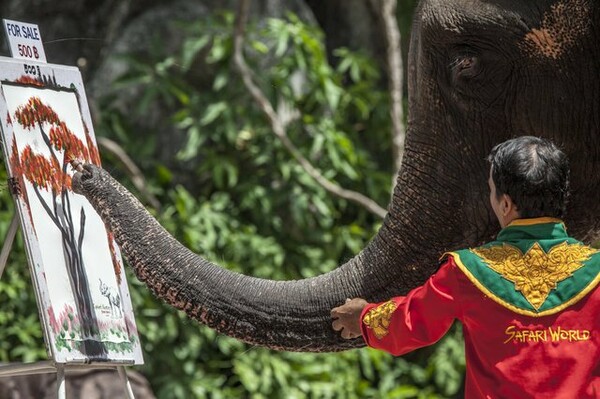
[72,0,600,352]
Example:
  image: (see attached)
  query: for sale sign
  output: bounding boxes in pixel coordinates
[3,19,47,63]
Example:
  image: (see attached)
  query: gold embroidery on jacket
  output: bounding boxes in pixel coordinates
[472,242,597,310]
[363,300,398,339]
[503,325,592,344]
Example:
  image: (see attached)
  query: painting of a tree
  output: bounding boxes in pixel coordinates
[0,62,143,365]
[9,96,106,356]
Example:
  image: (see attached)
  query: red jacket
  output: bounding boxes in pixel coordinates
[360,218,600,398]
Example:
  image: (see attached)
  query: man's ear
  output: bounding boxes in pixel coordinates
[502,194,518,216]
[501,194,511,216]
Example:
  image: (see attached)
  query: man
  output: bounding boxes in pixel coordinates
[331,136,600,398]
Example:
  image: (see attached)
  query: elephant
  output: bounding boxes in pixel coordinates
[72,0,600,352]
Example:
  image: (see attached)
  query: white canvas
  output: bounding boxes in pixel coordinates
[0,57,143,364]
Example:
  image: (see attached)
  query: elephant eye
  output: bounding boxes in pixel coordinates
[450,53,482,82]
[456,57,475,72]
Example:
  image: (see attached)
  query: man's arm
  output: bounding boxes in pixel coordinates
[331,257,461,355]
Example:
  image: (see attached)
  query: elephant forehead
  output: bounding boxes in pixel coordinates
[419,0,522,34]
[520,0,592,60]
[418,0,592,58]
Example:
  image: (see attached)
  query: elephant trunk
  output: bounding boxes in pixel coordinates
[72,163,435,351]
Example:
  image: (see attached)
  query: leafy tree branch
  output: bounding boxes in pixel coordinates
[233,0,387,219]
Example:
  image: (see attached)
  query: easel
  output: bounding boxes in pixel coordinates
[0,213,136,399]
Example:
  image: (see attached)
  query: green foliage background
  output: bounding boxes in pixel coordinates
[0,4,466,398]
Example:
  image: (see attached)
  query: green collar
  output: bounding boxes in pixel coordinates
[496,217,567,242]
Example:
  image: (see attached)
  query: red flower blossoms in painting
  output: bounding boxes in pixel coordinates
[15,75,44,87]
[13,97,99,190]
[8,137,35,233]
[84,124,101,166]
[9,137,21,176]
[14,97,60,130]
[49,121,90,164]
[19,145,69,192]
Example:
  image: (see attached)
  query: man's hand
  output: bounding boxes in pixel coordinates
[331,298,368,339]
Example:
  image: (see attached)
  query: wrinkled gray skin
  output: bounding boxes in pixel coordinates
[73,0,600,352]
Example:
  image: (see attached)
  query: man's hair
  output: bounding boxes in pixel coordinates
[488,136,570,218]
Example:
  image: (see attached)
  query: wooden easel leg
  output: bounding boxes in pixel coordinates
[117,366,135,399]
[0,214,19,279]
[56,364,66,399]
